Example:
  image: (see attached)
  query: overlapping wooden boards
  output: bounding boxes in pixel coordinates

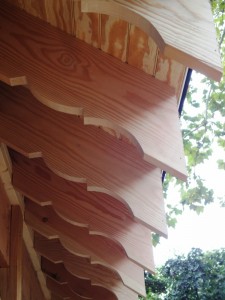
[0,1,187,180]
[6,0,187,99]
[82,0,222,81]
[35,233,138,300]
[11,151,155,271]
[25,199,145,296]
[42,257,117,300]
[0,82,166,236]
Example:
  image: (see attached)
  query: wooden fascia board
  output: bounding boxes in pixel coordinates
[0,1,187,180]
[82,0,222,81]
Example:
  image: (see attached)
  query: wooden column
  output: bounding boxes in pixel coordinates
[0,206,23,300]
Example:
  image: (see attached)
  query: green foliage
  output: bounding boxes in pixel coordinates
[159,0,225,238]
[141,248,225,300]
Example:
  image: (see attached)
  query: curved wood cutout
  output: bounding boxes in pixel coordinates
[0,83,166,235]
[25,201,146,296]
[81,0,222,81]
[35,233,138,300]
[11,151,155,270]
[42,257,117,300]
[46,277,91,300]
[0,2,187,180]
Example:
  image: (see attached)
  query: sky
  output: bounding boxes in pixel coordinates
[153,72,225,266]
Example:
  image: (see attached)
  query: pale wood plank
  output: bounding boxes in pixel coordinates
[155,53,187,99]
[0,2,187,180]
[45,0,75,34]
[128,25,157,75]
[101,15,128,62]
[82,0,222,81]
[25,200,146,296]
[35,234,138,300]
[0,83,166,235]
[11,151,155,271]
[75,1,100,48]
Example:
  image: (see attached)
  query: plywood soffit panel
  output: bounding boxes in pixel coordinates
[82,0,222,81]
[0,1,187,180]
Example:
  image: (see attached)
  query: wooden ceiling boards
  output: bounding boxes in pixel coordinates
[0,1,187,180]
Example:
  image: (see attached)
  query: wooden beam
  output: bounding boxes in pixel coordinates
[11,151,155,271]
[0,179,10,267]
[0,2,187,180]
[82,0,222,81]
[25,200,146,296]
[0,83,167,235]
[0,206,23,300]
[0,144,51,300]
[35,233,138,300]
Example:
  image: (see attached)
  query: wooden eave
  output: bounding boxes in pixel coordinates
[0,1,221,300]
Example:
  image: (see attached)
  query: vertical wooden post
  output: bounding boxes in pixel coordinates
[0,206,23,300]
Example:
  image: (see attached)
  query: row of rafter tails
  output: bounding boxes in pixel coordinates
[0,83,167,236]
[35,233,138,300]
[46,276,117,300]
[42,257,117,300]
[25,199,146,296]
[11,151,154,271]
[82,0,222,81]
[6,0,186,98]
[0,2,187,180]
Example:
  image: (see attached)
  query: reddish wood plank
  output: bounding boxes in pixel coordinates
[35,233,138,300]
[25,200,146,296]
[0,179,10,267]
[0,2,187,180]
[42,257,117,300]
[0,83,166,235]
[11,151,155,271]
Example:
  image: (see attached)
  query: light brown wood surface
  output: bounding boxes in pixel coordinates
[11,151,155,271]
[25,200,146,296]
[0,179,10,267]
[35,233,138,300]
[0,83,166,236]
[82,0,222,81]
[0,2,187,180]
[42,257,117,300]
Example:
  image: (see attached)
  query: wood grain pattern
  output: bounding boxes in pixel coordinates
[101,15,128,62]
[0,2,187,180]
[0,83,167,235]
[75,1,100,48]
[155,53,187,99]
[0,143,51,299]
[0,179,10,267]
[25,200,146,296]
[42,257,117,300]
[11,151,155,271]
[35,233,138,300]
[22,244,47,300]
[82,0,222,81]
[46,277,90,300]
[128,25,157,75]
